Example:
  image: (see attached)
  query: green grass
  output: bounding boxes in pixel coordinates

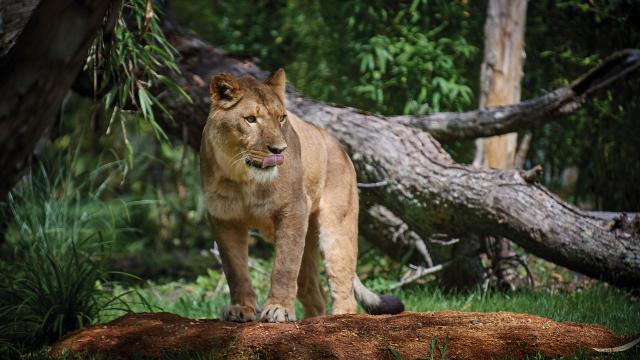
[98,259,275,322]
[103,271,640,336]
[397,284,640,336]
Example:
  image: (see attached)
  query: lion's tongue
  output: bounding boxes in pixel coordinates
[261,154,284,168]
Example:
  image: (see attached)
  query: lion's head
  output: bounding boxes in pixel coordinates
[206,69,289,182]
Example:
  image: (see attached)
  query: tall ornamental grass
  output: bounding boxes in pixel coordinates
[0,154,128,352]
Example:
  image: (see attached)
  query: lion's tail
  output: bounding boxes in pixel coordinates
[353,276,404,315]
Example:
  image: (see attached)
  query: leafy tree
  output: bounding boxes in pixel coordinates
[171,0,483,115]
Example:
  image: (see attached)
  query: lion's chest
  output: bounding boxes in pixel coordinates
[204,177,276,221]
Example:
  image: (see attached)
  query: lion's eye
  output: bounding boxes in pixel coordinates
[279,114,287,125]
[245,116,257,124]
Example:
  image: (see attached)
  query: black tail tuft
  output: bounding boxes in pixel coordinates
[364,294,404,315]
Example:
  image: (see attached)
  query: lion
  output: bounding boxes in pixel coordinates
[200,69,404,322]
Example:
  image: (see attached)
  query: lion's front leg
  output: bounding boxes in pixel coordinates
[260,203,308,322]
[209,216,258,322]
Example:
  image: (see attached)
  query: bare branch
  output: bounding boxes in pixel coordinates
[388,263,448,291]
[391,50,640,142]
[514,132,532,169]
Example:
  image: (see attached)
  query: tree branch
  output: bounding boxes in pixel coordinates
[391,49,640,142]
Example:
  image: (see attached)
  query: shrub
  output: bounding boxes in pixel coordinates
[0,154,127,352]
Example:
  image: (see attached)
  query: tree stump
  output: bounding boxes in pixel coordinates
[51,311,627,359]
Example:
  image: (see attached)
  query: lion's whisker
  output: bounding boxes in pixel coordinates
[230,151,249,169]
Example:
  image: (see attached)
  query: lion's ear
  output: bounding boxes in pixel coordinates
[210,73,243,108]
[265,68,286,103]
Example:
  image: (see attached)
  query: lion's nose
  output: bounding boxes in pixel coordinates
[267,145,287,154]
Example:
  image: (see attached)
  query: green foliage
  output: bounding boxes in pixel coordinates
[524,0,640,210]
[171,0,481,115]
[341,0,477,114]
[50,94,211,270]
[108,140,210,263]
[170,0,483,164]
[0,151,127,352]
[388,346,404,360]
[89,0,191,163]
[428,335,448,360]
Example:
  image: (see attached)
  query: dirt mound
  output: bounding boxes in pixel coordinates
[51,311,626,359]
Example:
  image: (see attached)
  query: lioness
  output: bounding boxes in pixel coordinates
[200,69,404,322]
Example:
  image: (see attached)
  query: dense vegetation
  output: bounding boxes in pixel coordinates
[0,0,639,357]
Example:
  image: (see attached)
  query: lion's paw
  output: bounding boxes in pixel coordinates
[221,304,256,322]
[259,302,296,322]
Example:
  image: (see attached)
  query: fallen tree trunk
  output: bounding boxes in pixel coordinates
[158,22,640,288]
[51,312,628,360]
[289,91,640,287]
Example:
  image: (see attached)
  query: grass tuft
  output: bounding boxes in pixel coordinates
[0,153,129,354]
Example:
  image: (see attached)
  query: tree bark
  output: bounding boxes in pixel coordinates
[0,0,118,199]
[0,0,40,57]
[474,0,527,289]
[475,0,526,169]
[158,22,640,288]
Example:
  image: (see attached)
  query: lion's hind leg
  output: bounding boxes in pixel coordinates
[317,194,359,315]
[296,214,326,318]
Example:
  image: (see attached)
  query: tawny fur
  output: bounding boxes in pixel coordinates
[200,69,401,323]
